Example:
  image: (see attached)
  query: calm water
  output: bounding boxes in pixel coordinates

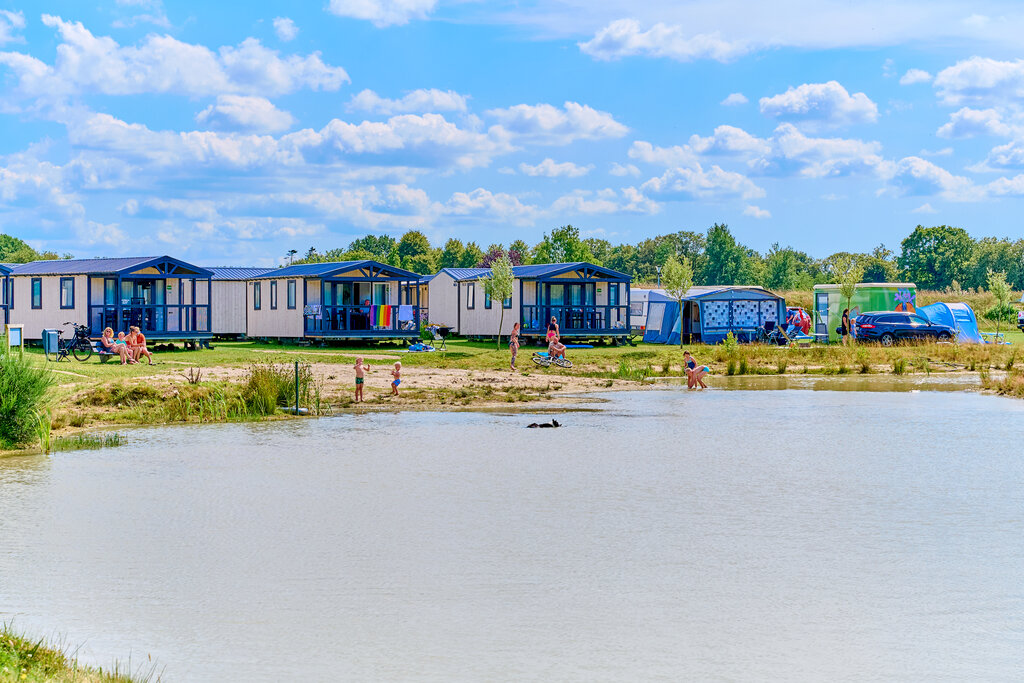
[2,385,1024,681]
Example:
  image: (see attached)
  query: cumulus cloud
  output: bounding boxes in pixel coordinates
[933,57,1024,107]
[975,140,1024,170]
[628,140,697,167]
[641,163,765,201]
[0,9,25,45]
[518,158,592,178]
[759,80,878,129]
[899,68,932,85]
[743,204,770,219]
[936,107,1014,138]
[579,19,747,63]
[721,92,748,106]
[0,15,349,98]
[551,187,659,214]
[347,88,469,115]
[273,17,299,41]
[609,162,640,176]
[486,101,628,145]
[688,125,771,157]
[911,202,938,213]
[442,188,537,224]
[878,156,982,201]
[195,95,296,134]
[327,0,437,27]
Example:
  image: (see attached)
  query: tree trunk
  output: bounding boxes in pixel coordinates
[678,299,684,349]
[497,307,504,351]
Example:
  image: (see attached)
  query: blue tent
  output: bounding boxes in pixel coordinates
[643,286,786,344]
[917,302,983,343]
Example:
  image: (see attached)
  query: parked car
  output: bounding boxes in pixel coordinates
[854,311,955,345]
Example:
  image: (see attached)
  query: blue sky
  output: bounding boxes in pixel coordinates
[2,1,1024,266]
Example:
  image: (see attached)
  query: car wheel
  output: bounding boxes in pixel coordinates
[880,332,895,347]
[937,331,951,342]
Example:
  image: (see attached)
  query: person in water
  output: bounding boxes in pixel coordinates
[683,350,708,390]
[353,357,371,402]
[509,321,520,372]
[390,361,401,396]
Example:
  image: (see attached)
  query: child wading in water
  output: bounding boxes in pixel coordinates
[353,358,371,402]
[390,361,402,396]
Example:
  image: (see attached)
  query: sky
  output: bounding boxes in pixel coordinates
[2,1,1024,266]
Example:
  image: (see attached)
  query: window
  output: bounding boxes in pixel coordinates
[287,280,296,309]
[270,280,278,310]
[466,283,475,309]
[503,295,512,309]
[910,314,929,326]
[609,284,619,307]
[60,277,75,309]
[253,282,261,310]
[31,278,41,309]
[373,283,388,304]
[485,290,492,309]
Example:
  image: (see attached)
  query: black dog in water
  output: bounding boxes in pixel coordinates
[527,419,560,428]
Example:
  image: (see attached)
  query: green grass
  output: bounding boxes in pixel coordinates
[0,623,157,682]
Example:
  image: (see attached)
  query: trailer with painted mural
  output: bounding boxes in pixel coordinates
[812,282,917,343]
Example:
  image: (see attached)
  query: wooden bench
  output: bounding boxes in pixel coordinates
[89,338,119,362]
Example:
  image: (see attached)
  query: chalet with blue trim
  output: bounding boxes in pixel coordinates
[427,262,631,341]
[0,263,11,326]
[643,286,786,345]
[8,256,213,341]
[246,261,422,340]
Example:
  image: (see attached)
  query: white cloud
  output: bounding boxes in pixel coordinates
[195,95,295,133]
[327,0,437,27]
[759,80,878,129]
[976,140,1024,170]
[0,9,25,45]
[347,88,469,115]
[273,17,299,41]
[933,57,1024,107]
[878,156,982,201]
[985,174,1024,197]
[628,140,697,167]
[551,187,659,214]
[689,125,771,157]
[899,68,932,85]
[936,107,1014,138]
[579,18,748,63]
[721,92,748,106]
[0,16,348,98]
[911,202,938,213]
[518,158,592,178]
[442,188,537,224]
[486,101,628,145]
[609,162,640,176]
[743,204,770,219]
[640,163,765,201]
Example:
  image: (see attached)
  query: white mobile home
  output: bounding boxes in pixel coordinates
[207,267,271,338]
[8,256,213,341]
[246,260,422,341]
[428,263,632,342]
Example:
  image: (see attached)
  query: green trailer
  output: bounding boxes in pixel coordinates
[812,283,918,342]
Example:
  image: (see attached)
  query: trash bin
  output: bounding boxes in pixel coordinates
[42,329,59,357]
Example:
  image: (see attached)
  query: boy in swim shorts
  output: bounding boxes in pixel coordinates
[354,357,370,402]
[390,361,401,396]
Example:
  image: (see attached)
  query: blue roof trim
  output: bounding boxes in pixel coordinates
[9,256,212,278]
[253,260,421,280]
[207,267,274,280]
[438,262,631,282]
[0,263,11,275]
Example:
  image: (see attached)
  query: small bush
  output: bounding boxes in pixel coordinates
[0,352,56,448]
[722,332,739,357]
[737,358,748,375]
[726,360,736,376]
[893,358,907,375]
[777,359,788,374]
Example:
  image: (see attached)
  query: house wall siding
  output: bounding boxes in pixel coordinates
[10,275,88,340]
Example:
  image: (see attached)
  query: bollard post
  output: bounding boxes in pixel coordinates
[294,360,300,414]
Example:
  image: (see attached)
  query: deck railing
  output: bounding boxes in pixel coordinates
[88,304,210,335]
[521,304,629,334]
[304,304,420,335]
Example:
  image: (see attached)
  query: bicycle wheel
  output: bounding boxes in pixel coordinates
[554,357,573,369]
[72,342,93,362]
[532,354,549,367]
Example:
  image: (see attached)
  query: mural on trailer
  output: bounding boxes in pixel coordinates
[894,289,917,313]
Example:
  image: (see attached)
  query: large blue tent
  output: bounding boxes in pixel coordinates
[917,302,983,343]
[643,286,786,345]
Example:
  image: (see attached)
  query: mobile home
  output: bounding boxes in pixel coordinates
[8,256,213,342]
[813,283,917,342]
[246,260,422,341]
[643,286,786,345]
[429,263,631,342]
[0,263,10,326]
[207,267,271,338]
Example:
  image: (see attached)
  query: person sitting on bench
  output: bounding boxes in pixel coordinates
[100,327,137,365]
[127,326,153,364]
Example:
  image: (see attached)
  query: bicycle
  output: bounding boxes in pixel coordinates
[46,323,95,362]
[532,351,573,369]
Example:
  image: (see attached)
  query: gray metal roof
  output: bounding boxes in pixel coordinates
[439,262,631,282]
[9,256,211,278]
[207,267,273,281]
[253,260,420,280]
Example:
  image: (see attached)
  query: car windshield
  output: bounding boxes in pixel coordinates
[910,315,929,325]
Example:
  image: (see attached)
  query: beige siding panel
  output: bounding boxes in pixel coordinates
[246,279,304,338]
[426,272,459,329]
[212,281,248,335]
[457,280,520,337]
[10,275,89,340]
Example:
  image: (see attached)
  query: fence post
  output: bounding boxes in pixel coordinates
[294,360,300,414]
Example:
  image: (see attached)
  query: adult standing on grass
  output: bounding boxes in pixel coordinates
[547,316,559,342]
[509,321,520,372]
[841,308,852,346]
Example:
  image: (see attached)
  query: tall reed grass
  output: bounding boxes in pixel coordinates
[0,350,56,448]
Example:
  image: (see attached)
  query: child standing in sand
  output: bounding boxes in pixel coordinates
[354,358,371,402]
[390,361,402,396]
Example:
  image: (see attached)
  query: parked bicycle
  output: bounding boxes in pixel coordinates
[46,323,95,362]
[531,351,573,369]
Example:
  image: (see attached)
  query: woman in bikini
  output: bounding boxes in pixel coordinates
[509,321,520,372]
[546,316,559,343]
[683,350,707,390]
[100,327,136,365]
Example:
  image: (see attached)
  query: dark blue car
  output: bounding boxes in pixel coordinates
[854,311,955,345]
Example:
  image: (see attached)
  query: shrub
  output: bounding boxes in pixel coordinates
[738,358,748,375]
[0,351,56,448]
[892,358,907,375]
[776,359,788,374]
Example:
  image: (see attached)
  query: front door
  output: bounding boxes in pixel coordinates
[815,293,829,338]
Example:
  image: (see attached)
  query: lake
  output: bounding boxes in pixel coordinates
[3,382,1024,681]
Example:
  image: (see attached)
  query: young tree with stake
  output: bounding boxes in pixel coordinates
[480,254,516,350]
[662,255,694,348]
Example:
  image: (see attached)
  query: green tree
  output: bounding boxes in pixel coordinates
[439,239,465,269]
[662,255,694,348]
[702,224,748,285]
[396,230,432,269]
[348,234,397,260]
[508,239,531,265]
[835,254,864,336]
[461,242,485,268]
[985,270,1013,339]
[480,254,516,349]
[532,225,595,264]
[862,244,898,283]
[0,234,62,262]
[762,243,801,290]
[897,225,975,289]
[967,238,1024,290]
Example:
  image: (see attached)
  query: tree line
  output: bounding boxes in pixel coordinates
[294,223,1024,291]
